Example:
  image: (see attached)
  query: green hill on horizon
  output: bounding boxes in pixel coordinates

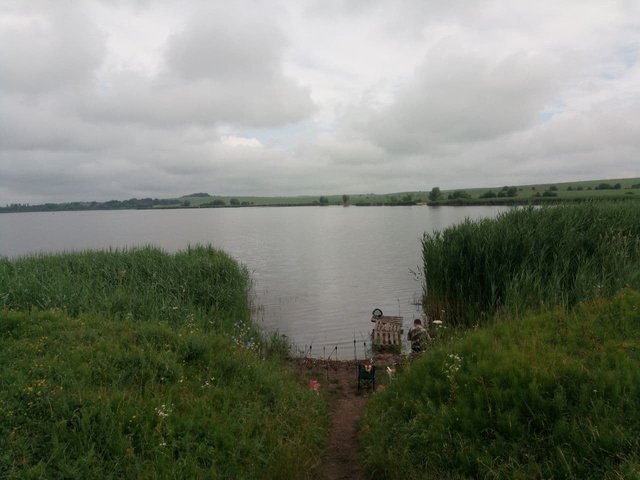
[2,176,639,213]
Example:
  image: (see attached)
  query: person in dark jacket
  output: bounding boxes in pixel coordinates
[407,318,428,353]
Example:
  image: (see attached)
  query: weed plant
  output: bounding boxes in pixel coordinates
[0,247,327,479]
[360,289,640,479]
[422,202,640,326]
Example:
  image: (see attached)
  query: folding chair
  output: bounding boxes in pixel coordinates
[357,364,376,392]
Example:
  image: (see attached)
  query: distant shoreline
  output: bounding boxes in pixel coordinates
[3,176,638,214]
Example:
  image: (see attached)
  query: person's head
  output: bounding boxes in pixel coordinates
[413,318,422,327]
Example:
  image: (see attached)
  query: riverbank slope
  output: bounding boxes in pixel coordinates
[361,201,640,478]
[0,247,327,479]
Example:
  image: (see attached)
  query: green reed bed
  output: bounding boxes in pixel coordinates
[361,289,640,479]
[422,202,640,327]
[0,247,327,479]
[0,245,250,330]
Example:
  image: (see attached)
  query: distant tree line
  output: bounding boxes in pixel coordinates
[182,192,212,198]
[200,199,227,207]
[0,197,180,213]
[480,186,519,199]
[594,183,622,190]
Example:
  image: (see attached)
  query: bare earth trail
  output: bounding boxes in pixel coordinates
[292,355,404,480]
[321,363,367,480]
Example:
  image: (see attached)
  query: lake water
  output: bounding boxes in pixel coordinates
[0,205,508,358]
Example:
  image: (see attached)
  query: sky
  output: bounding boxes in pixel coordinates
[1,0,639,204]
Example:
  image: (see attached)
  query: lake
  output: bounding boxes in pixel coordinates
[0,205,508,358]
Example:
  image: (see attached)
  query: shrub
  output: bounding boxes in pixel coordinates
[201,199,226,207]
[450,190,470,200]
[429,187,442,201]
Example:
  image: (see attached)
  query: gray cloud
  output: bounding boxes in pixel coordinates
[78,4,315,129]
[0,94,126,152]
[0,0,639,205]
[0,4,105,94]
[365,43,562,154]
[166,5,286,81]
[77,71,314,128]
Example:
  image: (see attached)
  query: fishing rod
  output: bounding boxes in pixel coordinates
[359,331,370,362]
[323,345,328,380]
[353,332,357,362]
[303,336,316,359]
[326,345,338,361]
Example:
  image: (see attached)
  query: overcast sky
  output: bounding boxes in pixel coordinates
[1,0,639,204]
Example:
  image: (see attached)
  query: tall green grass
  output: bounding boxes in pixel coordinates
[0,311,326,479]
[0,245,249,329]
[360,289,640,479]
[422,202,640,326]
[0,247,327,479]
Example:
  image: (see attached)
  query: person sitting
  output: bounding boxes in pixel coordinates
[407,318,429,353]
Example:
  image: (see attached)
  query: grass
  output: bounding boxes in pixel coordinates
[0,247,327,479]
[422,202,640,327]
[360,289,640,479]
[0,245,250,328]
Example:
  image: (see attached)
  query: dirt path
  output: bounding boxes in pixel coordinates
[291,355,404,480]
[321,363,367,480]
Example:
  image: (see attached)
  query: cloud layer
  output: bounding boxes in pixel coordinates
[1,0,639,203]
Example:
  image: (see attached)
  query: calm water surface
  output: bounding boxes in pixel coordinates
[0,206,507,358]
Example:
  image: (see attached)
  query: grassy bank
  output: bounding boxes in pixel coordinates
[0,247,326,479]
[361,201,640,478]
[422,202,640,327]
[361,289,640,479]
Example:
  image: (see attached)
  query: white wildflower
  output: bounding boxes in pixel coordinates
[155,404,172,418]
[443,353,462,381]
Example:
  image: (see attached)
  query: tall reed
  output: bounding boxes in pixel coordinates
[0,245,249,330]
[422,202,640,326]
